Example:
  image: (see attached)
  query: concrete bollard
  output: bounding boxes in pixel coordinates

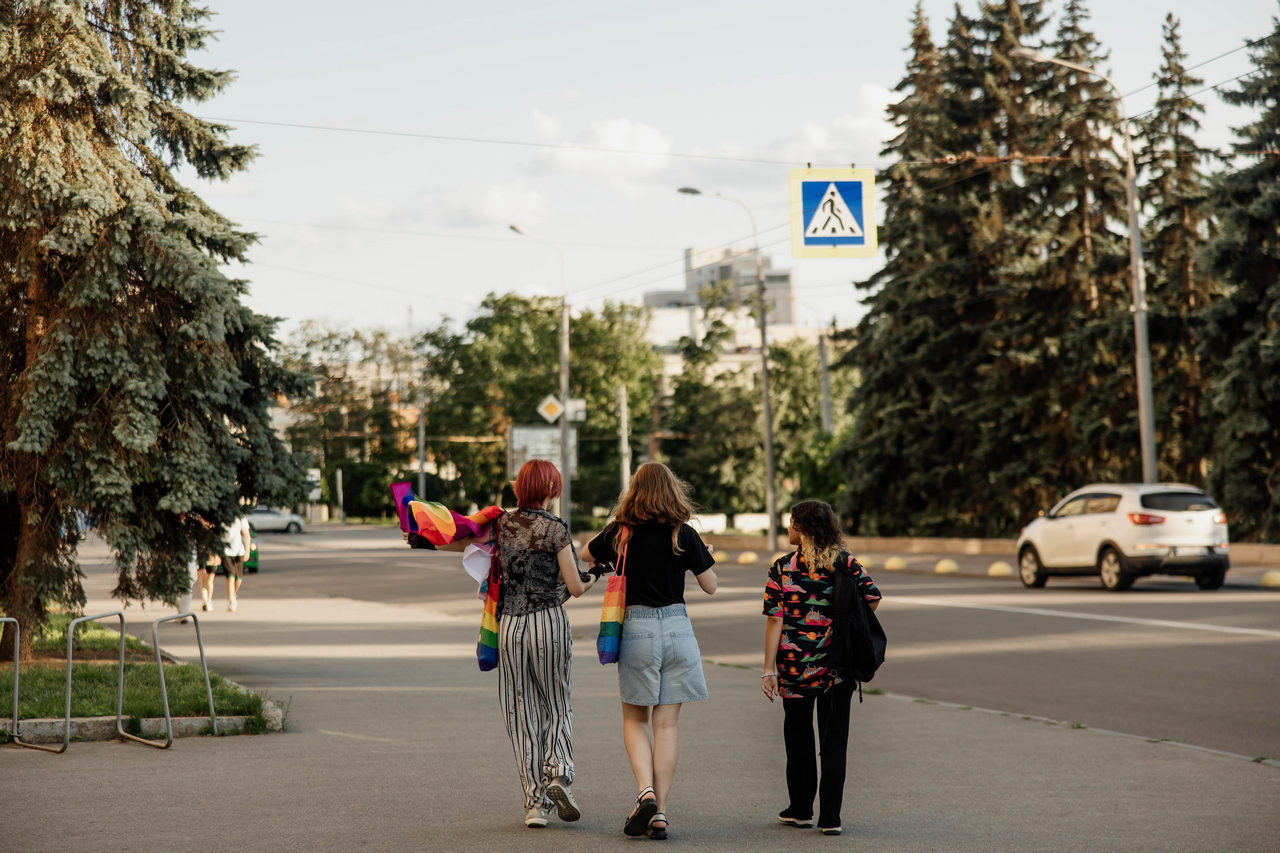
[1261,570,1280,588]
[935,558,959,574]
[988,561,1015,577]
[884,556,907,571]
[737,551,759,564]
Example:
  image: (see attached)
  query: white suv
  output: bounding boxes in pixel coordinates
[1016,484,1229,591]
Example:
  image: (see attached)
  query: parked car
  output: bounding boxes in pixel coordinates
[248,506,305,534]
[1016,483,1229,591]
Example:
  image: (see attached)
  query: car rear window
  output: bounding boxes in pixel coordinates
[1141,493,1219,511]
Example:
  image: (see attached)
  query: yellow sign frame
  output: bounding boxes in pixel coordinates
[789,167,877,258]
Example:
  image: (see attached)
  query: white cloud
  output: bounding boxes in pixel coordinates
[531,112,675,195]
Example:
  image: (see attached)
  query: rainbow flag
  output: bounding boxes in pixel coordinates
[477,553,501,671]
[391,482,502,547]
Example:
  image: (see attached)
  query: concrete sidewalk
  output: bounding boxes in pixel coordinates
[3,565,1277,852]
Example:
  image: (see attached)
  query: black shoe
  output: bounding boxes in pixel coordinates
[778,808,814,827]
[625,787,658,837]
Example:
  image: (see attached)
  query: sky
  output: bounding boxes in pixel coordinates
[186,0,1278,340]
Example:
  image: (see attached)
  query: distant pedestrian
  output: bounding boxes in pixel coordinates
[761,499,881,836]
[408,460,597,829]
[209,513,250,612]
[582,461,717,840]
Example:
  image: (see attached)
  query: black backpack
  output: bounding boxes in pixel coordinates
[829,554,886,699]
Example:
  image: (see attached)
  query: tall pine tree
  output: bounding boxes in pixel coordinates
[1198,19,1280,541]
[837,1,1054,535]
[0,2,308,660]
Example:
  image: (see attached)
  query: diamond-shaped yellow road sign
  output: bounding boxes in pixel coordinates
[537,395,564,423]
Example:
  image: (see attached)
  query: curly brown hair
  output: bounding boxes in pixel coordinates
[789,499,844,571]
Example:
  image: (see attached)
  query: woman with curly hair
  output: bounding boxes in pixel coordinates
[761,499,881,836]
[583,462,717,840]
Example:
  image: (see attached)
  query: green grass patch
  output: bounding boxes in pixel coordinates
[0,663,261,720]
[30,612,149,655]
[0,655,262,717]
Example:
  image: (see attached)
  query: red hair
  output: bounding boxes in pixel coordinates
[514,459,562,508]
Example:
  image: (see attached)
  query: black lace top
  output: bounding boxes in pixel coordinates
[497,508,577,617]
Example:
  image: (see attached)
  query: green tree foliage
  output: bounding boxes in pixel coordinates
[0,2,308,659]
[1138,14,1222,485]
[417,294,659,515]
[1199,19,1280,540]
[662,285,767,515]
[281,324,413,517]
[837,0,1158,536]
[770,334,856,510]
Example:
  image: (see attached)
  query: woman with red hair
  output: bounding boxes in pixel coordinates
[494,459,597,828]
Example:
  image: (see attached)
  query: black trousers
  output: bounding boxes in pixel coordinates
[781,679,855,826]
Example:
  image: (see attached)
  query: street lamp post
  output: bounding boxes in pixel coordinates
[677,187,779,546]
[510,225,573,530]
[1011,47,1158,483]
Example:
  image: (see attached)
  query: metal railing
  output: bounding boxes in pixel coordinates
[2,611,217,752]
[151,613,218,746]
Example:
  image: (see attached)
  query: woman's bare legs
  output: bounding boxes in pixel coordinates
[651,703,681,828]
[621,702,655,794]
[621,701,681,830]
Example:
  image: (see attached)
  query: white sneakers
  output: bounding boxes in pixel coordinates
[524,807,549,828]
[546,777,580,822]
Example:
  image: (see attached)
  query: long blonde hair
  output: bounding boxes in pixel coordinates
[611,462,697,552]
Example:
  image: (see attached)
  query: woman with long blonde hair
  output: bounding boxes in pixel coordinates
[583,462,717,840]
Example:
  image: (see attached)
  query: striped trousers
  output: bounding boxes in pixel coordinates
[498,605,575,810]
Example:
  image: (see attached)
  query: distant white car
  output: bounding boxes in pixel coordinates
[248,507,306,534]
[1016,484,1229,591]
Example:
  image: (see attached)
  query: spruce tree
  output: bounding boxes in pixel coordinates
[1009,0,1134,491]
[836,1,1054,535]
[1198,18,1280,540]
[0,2,308,660]
[1138,14,1221,485]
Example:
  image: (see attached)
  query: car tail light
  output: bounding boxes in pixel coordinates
[1127,513,1165,525]
[1213,512,1227,524]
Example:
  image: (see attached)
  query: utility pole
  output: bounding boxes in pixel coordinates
[619,384,632,491]
[677,187,779,546]
[818,331,834,433]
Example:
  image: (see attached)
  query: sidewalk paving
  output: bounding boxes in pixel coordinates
[3,534,1277,851]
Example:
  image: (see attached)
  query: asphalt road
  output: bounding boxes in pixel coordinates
[247,526,1280,760]
[5,524,1277,852]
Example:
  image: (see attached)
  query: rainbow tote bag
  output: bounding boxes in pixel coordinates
[596,531,630,665]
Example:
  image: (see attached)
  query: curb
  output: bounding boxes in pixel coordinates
[5,693,285,745]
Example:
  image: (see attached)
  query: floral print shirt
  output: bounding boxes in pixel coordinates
[497,508,577,617]
[763,550,881,698]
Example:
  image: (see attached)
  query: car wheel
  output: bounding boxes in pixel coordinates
[1098,547,1134,591]
[286,521,301,534]
[1019,546,1047,588]
[1195,570,1225,590]
[246,564,259,574]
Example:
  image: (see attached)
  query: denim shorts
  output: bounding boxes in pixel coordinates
[618,604,708,706]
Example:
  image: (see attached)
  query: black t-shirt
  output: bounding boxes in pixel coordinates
[587,522,715,608]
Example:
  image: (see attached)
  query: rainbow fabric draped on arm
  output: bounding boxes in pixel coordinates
[391,481,503,547]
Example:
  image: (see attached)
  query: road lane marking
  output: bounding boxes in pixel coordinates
[904,596,1280,638]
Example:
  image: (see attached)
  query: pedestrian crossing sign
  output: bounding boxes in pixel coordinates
[789,167,877,258]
